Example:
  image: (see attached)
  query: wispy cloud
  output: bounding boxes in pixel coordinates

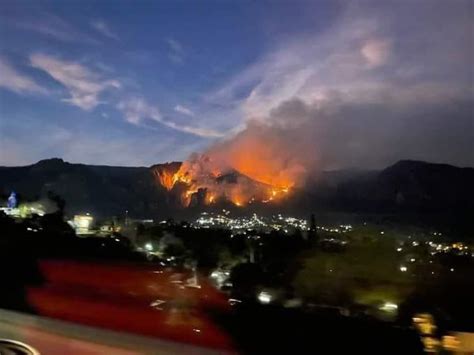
[91,20,119,41]
[211,1,471,123]
[117,98,223,138]
[117,97,160,125]
[162,119,224,138]
[361,39,391,68]
[30,53,120,110]
[174,104,195,117]
[166,38,184,64]
[0,57,47,95]
[10,13,99,44]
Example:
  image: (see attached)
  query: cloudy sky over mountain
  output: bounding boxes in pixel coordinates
[0,0,472,168]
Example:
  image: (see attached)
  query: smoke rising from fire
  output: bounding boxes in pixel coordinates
[205,120,310,188]
[157,0,472,206]
[196,0,473,175]
[171,86,472,208]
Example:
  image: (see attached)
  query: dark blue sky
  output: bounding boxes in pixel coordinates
[0,0,472,168]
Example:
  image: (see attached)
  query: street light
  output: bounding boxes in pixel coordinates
[257,291,272,304]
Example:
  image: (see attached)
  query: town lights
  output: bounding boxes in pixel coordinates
[257,291,272,304]
[400,265,408,272]
[144,243,153,251]
[380,302,398,312]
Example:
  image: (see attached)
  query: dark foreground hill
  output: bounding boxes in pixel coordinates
[0,158,172,218]
[0,158,473,232]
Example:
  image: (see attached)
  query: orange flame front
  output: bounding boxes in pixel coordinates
[156,155,292,207]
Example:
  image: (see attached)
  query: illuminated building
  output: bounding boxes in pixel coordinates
[0,207,20,218]
[0,201,45,219]
[73,214,94,235]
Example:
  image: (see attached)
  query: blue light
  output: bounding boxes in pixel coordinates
[7,191,17,209]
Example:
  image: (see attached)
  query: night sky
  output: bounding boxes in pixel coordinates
[0,0,472,169]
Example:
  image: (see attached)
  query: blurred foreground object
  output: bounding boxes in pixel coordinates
[18,260,234,352]
[0,308,227,354]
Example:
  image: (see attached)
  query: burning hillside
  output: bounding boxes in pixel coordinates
[152,155,291,207]
[151,120,317,208]
[152,162,182,191]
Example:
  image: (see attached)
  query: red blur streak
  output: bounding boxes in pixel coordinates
[37,260,230,311]
[26,260,234,351]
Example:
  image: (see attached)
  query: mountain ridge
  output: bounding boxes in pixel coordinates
[1,158,473,233]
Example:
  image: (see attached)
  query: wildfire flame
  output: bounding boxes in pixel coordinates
[153,162,190,191]
[156,169,176,191]
[156,155,292,207]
